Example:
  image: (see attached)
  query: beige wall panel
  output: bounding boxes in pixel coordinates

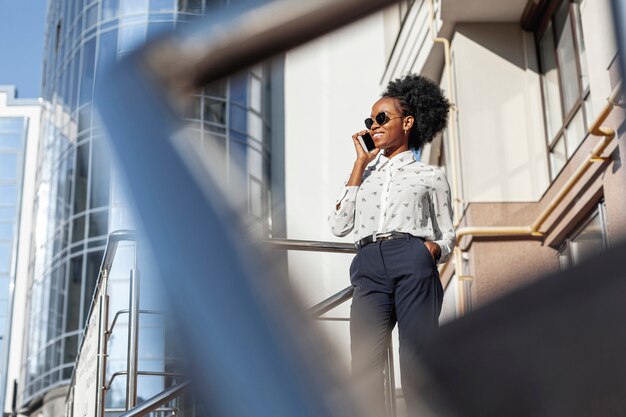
[471,238,559,306]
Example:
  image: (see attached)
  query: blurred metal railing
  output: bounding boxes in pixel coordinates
[65,230,186,417]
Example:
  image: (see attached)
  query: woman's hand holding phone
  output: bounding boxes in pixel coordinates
[352,130,380,165]
[344,130,380,188]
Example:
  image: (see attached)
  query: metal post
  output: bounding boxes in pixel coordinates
[96,273,110,417]
[126,268,140,410]
[385,342,397,417]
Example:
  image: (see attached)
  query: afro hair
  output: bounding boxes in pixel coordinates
[382,74,451,150]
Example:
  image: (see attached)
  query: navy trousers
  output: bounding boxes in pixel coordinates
[349,234,443,417]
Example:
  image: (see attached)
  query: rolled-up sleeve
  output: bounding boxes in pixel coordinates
[328,184,359,237]
[430,168,456,263]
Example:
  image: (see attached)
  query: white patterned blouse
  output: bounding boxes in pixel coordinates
[328,150,456,264]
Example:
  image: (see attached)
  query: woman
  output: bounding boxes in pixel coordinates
[328,74,455,416]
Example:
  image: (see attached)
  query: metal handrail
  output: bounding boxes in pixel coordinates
[64,230,137,402]
[310,286,354,317]
[106,371,187,391]
[107,309,164,335]
[116,381,190,417]
[267,238,356,253]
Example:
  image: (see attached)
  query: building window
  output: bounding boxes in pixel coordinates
[537,0,591,180]
[558,201,609,269]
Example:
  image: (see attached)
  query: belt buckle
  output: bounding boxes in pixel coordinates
[373,232,392,242]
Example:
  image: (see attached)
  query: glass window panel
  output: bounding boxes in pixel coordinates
[554,1,580,115]
[249,178,263,218]
[184,96,201,119]
[229,73,247,106]
[70,55,80,111]
[63,334,79,365]
[549,135,567,180]
[203,80,226,98]
[203,99,226,125]
[139,326,165,359]
[570,212,604,265]
[247,148,263,179]
[149,0,174,12]
[72,214,86,243]
[0,207,15,222]
[0,223,12,241]
[65,256,83,333]
[248,112,263,141]
[78,106,92,133]
[146,20,174,37]
[250,76,262,113]
[79,39,96,105]
[0,118,23,132]
[204,0,226,10]
[88,211,108,238]
[0,133,22,149]
[573,2,589,91]
[202,123,226,135]
[565,107,585,158]
[120,0,148,16]
[178,0,202,12]
[0,276,9,301]
[118,23,147,53]
[95,30,118,91]
[0,186,17,206]
[102,0,119,19]
[89,139,111,209]
[229,103,247,134]
[539,22,563,141]
[55,264,67,336]
[85,3,98,29]
[74,142,90,214]
[0,153,17,181]
[0,244,10,273]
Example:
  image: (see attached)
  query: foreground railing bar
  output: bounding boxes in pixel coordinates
[310,286,354,317]
[266,238,357,254]
[117,381,190,417]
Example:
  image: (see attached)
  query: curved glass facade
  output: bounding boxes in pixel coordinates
[22,0,274,405]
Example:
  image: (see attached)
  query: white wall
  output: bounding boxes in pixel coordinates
[451,23,549,202]
[284,12,387,365]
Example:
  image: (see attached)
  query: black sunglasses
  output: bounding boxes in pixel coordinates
[364,111,404,130]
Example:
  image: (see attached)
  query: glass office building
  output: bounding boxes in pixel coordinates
[21,0,277,410]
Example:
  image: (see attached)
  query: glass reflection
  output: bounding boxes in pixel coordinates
[24,0,276,405]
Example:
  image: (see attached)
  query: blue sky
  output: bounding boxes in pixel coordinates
[0,1,48,98]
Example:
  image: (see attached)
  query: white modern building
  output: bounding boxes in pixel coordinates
[0,86,41,417]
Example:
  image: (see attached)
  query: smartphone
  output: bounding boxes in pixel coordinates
[358,133,376,153]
